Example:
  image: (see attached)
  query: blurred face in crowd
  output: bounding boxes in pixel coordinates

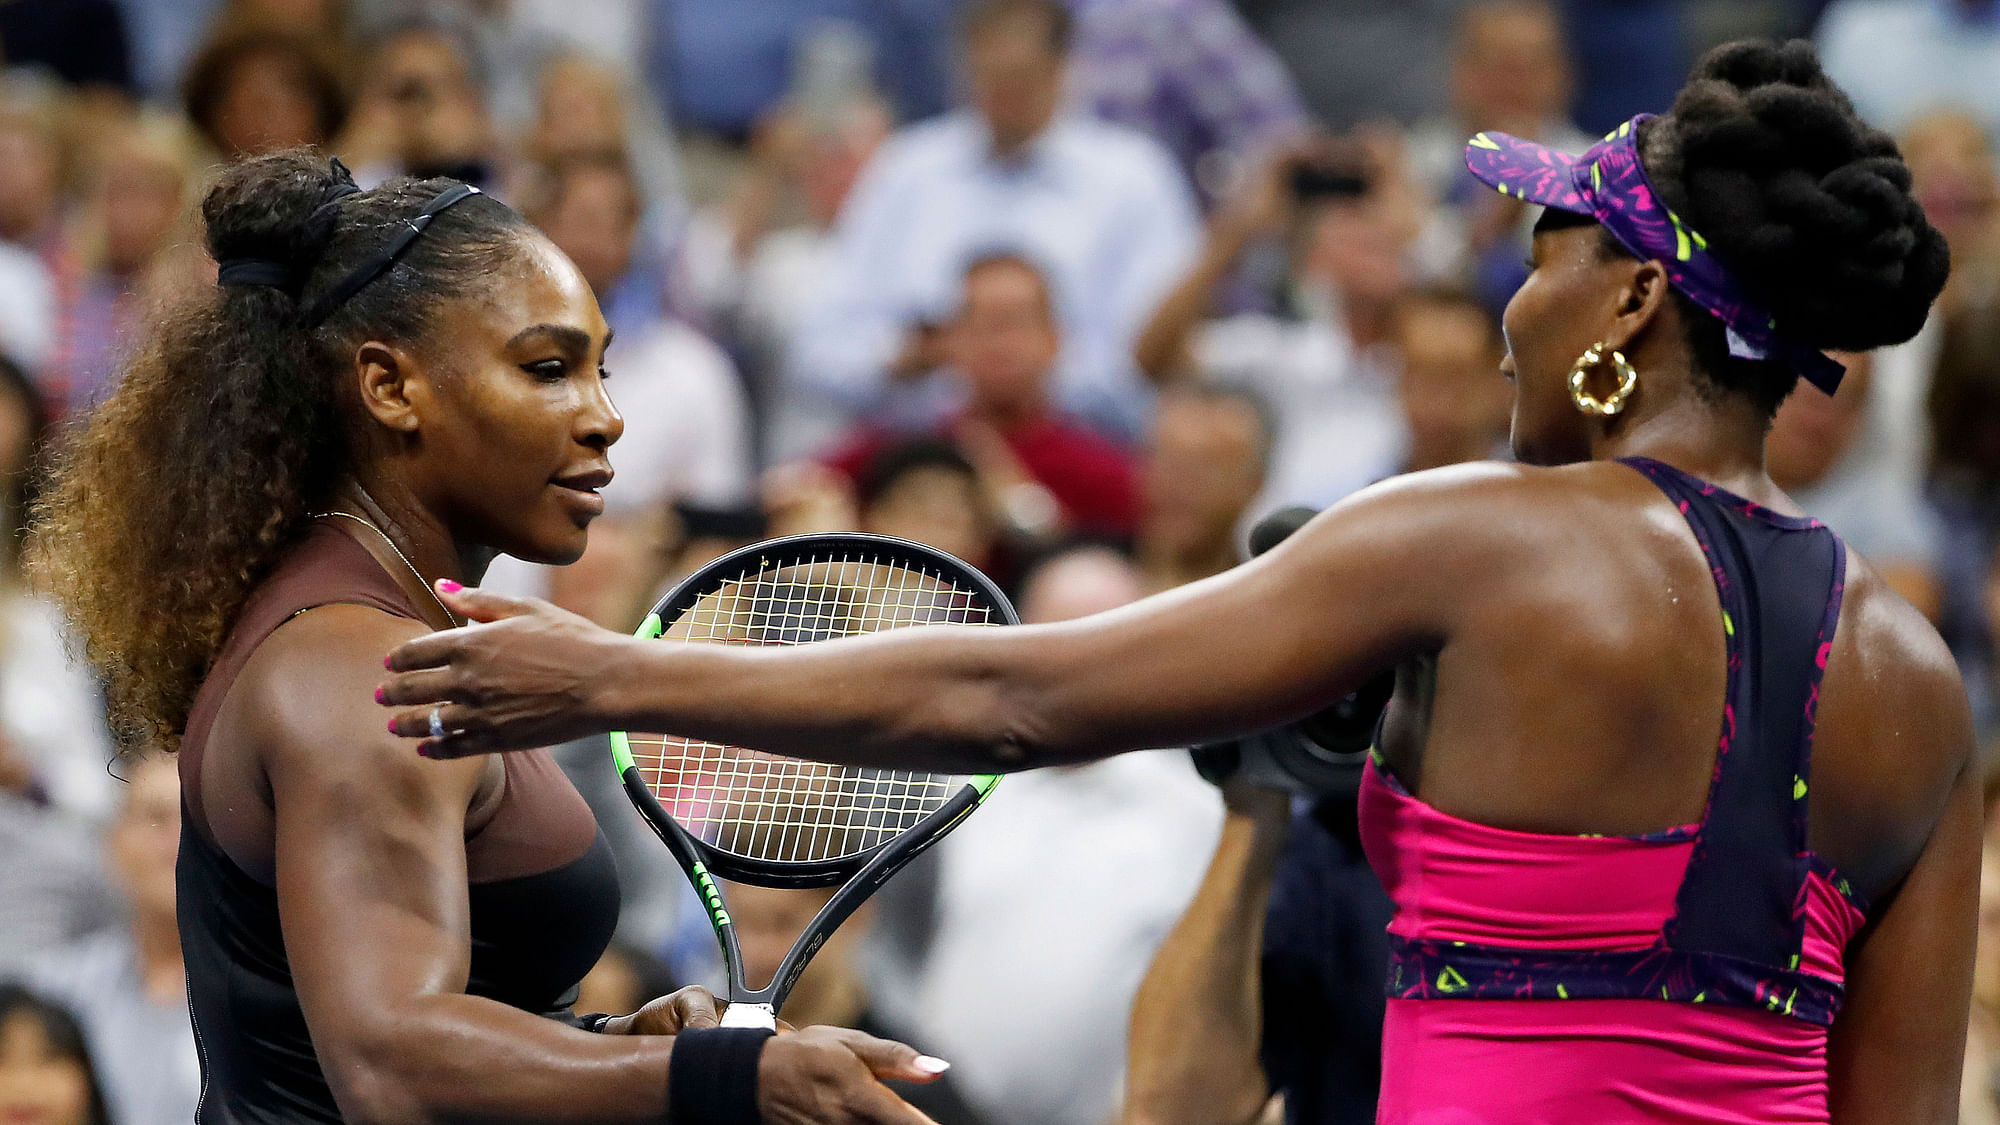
[0,1012,94,1125]
[861,462,995,566]
[1451,0,1571,135]
[0,114,62,243]
[1399,297,1510,472]
[229,0,342,32]
[1766,352,1872,492]
[962,12,1065,154]
[1018,548,1144,625]
[949,257,1060,421]
[533,164,641,297]
[1141,392,1267,560]
[206,46,331,159]
[1901,110,1999,257]
[110,755,181,923]
[1297,198,1409,310]
[96,135,189,276]
[531,57,629,163]
[364,29,490,169]
[802,100,891,231]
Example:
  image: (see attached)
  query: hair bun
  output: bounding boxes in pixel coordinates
[1656,40,1950,352]
[202,151,356,291]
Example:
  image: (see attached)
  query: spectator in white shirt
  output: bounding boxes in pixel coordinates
[681,94,894,463]
[901,545,1224,1125]
[13,755,200,1125]
[793,0,1200,442]
[0,360,115,820]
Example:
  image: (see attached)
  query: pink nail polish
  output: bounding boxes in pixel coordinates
[438,579,463,594]
[913,1056,951,1075]
[374,688,385,704]
[416,744,433,759]
[383,654,393,669]
[388,720,398,735]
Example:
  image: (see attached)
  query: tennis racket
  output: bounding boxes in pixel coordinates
[609,533,1017,1030]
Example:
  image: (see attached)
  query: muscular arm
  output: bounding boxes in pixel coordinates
[1122,785,1292,1125]
[386,465,1505,765]
[255,607,682,1123]
[261,609,942,1125]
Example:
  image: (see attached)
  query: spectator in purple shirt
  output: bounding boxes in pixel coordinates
[1065,0,1310,206]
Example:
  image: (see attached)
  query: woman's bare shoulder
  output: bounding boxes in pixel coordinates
[225,604,467,782]
[1812,549,1973,893]
[1836,549,1966,729]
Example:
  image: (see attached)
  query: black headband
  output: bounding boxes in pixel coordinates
[215,163,482,329]
[297,182,482,328]
[215,159,363,299]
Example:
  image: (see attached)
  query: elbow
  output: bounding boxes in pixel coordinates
[973,673,1074,773]
[317,1020,449,1125]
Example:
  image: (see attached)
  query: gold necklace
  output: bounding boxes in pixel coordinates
[311,509,462,628]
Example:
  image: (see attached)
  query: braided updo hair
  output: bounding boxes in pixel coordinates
[1560,40,1949,415]
[31,151,533,749]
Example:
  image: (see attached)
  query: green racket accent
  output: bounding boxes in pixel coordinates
[608,612,665,775]
[690,860,732,928]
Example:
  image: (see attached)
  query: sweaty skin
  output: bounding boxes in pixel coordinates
[383,224,1978,1123]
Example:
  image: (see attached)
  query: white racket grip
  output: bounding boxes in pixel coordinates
[720,1002,778,1030]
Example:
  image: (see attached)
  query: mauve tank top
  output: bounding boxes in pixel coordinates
[175,523,621,1124]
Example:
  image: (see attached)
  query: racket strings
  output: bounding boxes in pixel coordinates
[626,552,997,865]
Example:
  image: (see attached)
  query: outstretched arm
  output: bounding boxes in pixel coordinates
[1122,784,1292,1125]
[381,465,1511,767]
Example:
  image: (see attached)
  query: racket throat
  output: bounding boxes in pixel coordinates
[720,1001,778,1030]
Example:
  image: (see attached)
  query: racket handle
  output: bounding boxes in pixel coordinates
[720,1002,778,1031]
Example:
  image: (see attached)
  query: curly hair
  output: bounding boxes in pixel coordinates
[1548,40,1950,416]
[29,151,531,749]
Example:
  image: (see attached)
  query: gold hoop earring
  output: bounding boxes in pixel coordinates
[1569,342,1639,416]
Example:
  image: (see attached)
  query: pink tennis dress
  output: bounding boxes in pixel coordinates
[1359,458,1865,1124]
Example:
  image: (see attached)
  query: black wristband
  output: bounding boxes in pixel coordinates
[669,1026,773,1125]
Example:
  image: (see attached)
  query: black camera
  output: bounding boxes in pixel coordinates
[1189,507,1393,797]
[1191,670,1393,797]
[1290,159,1370,202]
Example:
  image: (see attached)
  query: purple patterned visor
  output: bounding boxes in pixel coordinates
[1465,114,1845,394]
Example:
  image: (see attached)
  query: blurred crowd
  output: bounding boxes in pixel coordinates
[5,0,2000,1123]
